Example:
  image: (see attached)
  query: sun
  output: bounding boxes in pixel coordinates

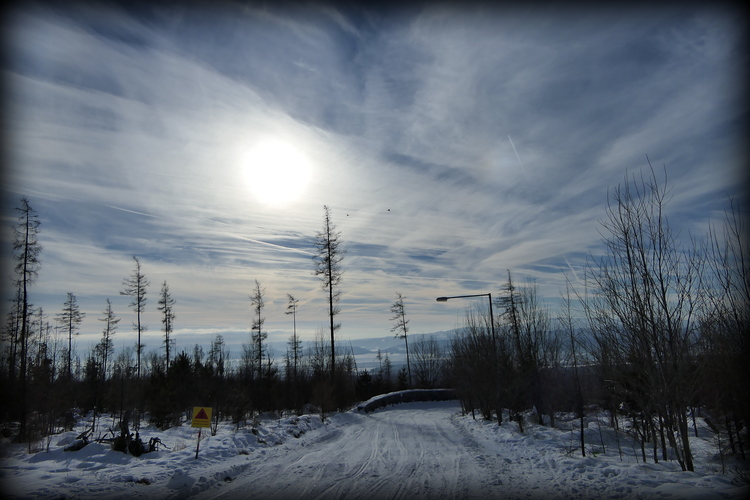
[243,139,312,206]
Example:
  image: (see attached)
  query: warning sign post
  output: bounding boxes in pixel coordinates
[192,406,213,459]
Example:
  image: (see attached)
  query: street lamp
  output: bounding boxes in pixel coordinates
[436,293,496,341]
[438,292,500,424]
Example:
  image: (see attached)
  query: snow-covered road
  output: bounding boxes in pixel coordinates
[197,400,504,500]
[194,400,749,500]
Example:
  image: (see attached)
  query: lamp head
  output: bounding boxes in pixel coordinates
[436,297,449,302]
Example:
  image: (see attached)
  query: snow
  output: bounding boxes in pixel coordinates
[1,397,748,499]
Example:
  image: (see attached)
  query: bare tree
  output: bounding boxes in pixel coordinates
[157,280,176,369]
[239,342,257,384]
[308,326,331,380]
[308,327,335,418]
[120,256,149,379]
[411,335,443,389]
[56,292,85,381]
[447,303,499,421]
[561,283,586,455]
[390,292,412,388]
[313,205,344,381]
[700,199,749,457]
[515,277,557,425]
[584,166,703,471]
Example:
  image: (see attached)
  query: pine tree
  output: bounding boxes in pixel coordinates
[12,197,42,440]
[157,280,176,369]
[97,298,119,381]
[120,256,149,379]
[285,294,301,380]
[56,292,85,380]
[250,280,267,376]
[313,205,344,381]
[390,292,412,388]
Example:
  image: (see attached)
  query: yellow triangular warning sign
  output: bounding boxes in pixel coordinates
[192,406,212,427]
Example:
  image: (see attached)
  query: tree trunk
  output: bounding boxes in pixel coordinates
[734,416,746,460]
[659,414,668,461]
[677,412,694,471]
[725,415,736,455]
[580,414,586,457]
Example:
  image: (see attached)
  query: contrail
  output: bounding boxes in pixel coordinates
[563,255,581,284]
[508,135,527,174]
[105,205,158,218]
[234,234,315,256]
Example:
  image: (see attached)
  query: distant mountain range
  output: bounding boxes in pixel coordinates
[262,330,456,372]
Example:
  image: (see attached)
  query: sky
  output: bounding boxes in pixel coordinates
[1,1,747,356]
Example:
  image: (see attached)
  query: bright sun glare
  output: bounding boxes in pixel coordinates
[243,140,312,206]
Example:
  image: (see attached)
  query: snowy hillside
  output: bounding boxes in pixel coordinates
[1,395,748,499]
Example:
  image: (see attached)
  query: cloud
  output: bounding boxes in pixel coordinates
[2,2,744,347]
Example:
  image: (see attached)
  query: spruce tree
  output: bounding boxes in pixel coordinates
[313,205,344,381]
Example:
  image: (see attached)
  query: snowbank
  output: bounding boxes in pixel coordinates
[356,388,457,412]
[0,411,328,499]
[451,407,750,499]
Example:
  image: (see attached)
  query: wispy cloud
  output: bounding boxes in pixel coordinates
[3,3,744,347]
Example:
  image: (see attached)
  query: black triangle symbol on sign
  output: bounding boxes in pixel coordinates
[196,409,208,420]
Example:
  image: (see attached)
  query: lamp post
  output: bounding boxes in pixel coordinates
[436,293,496,342]
[437,292,500,425]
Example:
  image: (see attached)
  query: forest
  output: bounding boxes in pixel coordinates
[2,168,748,473]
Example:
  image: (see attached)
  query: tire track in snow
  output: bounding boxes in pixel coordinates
[390,414,421,500]
[436,418,464,497]
[197,401,504,500]
[309,420,383,500]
